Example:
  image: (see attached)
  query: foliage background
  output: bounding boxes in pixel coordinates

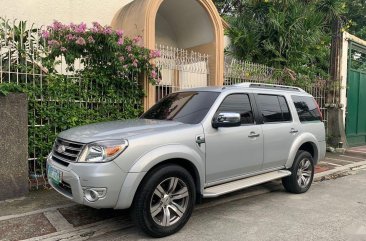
[0,20,160,169]
[214,0,365,85]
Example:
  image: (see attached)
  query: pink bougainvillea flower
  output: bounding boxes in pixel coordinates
[126,45,132,52]
[87,36,95,44]
[66,34,76,41]
[117,37,124,45]
[149,49,161,58]
[47,40,60,48]
[41,30,50,39]
[91,22,103,33]
[133,36,142,44]
[118,56,125,62]
[50,20,66,31]
[103,27,113,35]
[74,22,87,33]
[60,47,67,52]
[151,70,157,79]
[69,23,77,30]
[116,30,124,37]
[75,37,86,45]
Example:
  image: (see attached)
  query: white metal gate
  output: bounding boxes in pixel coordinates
[155,45,209,101]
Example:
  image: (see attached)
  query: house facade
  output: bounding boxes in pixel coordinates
[4,0,228,108]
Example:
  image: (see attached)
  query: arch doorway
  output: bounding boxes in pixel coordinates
[112,0,224,109]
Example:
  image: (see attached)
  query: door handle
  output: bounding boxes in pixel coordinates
[248,132,260,138]
[195,135,205,147]
[290,128,299,134]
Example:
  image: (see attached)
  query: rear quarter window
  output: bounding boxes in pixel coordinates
[256,94,292,123]
[291,95,322,122]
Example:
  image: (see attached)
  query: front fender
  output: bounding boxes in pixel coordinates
[114,144,204,209]
[285,133,320,169]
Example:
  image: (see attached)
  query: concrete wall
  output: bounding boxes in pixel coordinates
[156,0,214,49]
[0,0,132,26]
[187,42,216,86]
[0,93,28,201]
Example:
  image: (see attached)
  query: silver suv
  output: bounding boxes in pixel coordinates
[47,83,326,237]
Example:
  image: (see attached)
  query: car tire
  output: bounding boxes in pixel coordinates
[131,164,196,238]
[282,150,314,194]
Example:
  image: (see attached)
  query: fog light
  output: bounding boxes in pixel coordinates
[83,188,107,202]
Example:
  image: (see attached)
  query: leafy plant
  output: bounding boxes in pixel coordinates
[0,20,161,171]
[222,0,334,85]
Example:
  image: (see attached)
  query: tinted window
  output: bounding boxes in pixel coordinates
[292,96,322,122]
[256,94,292,123]
[278,96,292,121]
[216,94,254,124]
[141,91,219,124]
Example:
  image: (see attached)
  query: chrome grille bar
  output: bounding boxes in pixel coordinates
[52,138,85,163]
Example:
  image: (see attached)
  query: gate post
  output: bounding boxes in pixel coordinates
[0,93,29,201]
[327,20,347,148]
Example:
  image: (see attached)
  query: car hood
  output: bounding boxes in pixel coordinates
[58,119,185,143]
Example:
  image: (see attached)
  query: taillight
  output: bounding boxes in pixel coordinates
[313,98,323,121]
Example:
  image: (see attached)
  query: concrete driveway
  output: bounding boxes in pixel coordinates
[1,153,366,241]
[89,168,366,241]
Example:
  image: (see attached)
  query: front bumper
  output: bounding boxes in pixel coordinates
[47,155,127,209]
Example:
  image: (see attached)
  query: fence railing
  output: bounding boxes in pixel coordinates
[154,45,209,101]
[224,56,328,130]
[0,19,142,189]
[224,57,276,85]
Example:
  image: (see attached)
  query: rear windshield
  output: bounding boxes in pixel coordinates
[291,95,322,122]
[141,91,220,124]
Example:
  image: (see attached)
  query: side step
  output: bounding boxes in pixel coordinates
[203,170,291,198]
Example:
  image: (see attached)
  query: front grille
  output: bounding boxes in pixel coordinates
[52,138,85,164]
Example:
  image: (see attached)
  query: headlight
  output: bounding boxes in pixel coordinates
[78,140,129,163]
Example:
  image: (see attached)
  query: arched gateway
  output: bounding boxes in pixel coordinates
[112,0,224,109]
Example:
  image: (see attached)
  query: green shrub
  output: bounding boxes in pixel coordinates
[1,20,161,169]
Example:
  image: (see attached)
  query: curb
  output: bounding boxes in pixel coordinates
[345,150,366,159]
[314,160,366,182]
[3,160,366,241]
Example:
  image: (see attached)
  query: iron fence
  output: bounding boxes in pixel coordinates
[154,45,209,101]
[224,57,328,131]
[0,19,141,189]
[224,57,276,85]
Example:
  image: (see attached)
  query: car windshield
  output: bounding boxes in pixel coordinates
[141,91,220,124]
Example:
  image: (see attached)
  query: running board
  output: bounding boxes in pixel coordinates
[203,170,291,198]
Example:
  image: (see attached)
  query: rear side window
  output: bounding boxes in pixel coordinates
[292,96,322,122]
[256,94,292,123]
[216,94,254,124]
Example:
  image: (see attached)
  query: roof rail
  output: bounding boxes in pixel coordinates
[233,82,305,92]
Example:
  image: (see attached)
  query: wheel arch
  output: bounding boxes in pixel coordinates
[115,145,204,209]
[286,133,320,168]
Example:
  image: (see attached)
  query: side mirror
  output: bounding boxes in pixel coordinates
[212,112,241,128]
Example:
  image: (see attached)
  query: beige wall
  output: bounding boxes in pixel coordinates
[0,0,132,26]
[155,13,178,47]
[1,0,230,48]
[187,42,217,86]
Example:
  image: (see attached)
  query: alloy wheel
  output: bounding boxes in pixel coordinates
[150,177,190,227]
[296,158,313,188]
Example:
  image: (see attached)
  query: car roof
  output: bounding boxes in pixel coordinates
[180,83,311,96]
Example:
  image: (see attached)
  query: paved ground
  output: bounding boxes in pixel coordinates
[1,152,366,241]
[90,168,366,241]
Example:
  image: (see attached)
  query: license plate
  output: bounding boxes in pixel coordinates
[47,165,62,184]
